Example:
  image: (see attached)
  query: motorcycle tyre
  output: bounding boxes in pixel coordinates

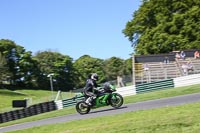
[110,93,123,108]
[76,101,91,115]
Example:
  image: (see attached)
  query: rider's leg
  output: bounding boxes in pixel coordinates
[85,97,92,105]
[85,92,95,105]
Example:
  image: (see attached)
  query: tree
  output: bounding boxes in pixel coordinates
[33,51,74,91]
[103,57,125,81]
[0,39,17,85]
[17,50,39,88]
[0,52,11,86]
[0,39,38,88]
[124,57,132,75]
[123,0,200,55]
[73,55,105,88]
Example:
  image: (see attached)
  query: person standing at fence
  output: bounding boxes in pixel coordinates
[117,75,125,87]
[180,51,186,60]
[143,63,149,71]
[143,63,150,83]
[175,52,181,59]
[187,61,193,72]
[194,50,200,59]
[181,62,188,75]
[164,56,169,64]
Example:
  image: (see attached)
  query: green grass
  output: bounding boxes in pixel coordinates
[1,83,200,128]
[0,90,27,111]
[7,102,200,133]
[0,89,76,113]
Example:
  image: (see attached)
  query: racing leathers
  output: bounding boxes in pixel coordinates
[84,78,99,105]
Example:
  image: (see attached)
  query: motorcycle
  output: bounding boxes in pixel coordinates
[75,82,124,115]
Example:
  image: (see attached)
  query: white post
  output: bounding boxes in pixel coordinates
[132,54,136,85]
[47,73,54,100]
[55,90,61,101]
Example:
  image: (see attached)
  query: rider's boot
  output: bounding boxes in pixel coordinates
[86,97,92,105]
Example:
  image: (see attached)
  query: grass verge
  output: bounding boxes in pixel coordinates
[7,102,200,133]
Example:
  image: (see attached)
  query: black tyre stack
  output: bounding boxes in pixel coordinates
[0,101,56,124]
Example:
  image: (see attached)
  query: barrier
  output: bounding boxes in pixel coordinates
[173,73,200,88]
[55,100,63,110]
[136,79,174,93]
[0,101,56,124]
[116,85,136,96]
[62,96,84,108]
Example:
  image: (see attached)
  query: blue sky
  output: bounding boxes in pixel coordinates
[0,0,141,60]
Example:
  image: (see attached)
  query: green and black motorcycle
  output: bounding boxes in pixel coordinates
[75,83,124,115]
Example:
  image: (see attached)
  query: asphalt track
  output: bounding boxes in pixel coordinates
[1,93,200,133]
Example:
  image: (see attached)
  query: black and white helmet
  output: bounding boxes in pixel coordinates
[91,73,98,81]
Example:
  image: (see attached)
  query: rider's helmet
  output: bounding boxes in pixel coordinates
[91,73,98,81]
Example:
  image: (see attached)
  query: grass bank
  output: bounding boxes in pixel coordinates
[8,102,200,133]
[1,84,200,128]
[0,89,75,112]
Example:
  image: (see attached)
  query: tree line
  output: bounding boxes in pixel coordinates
[0,39,132,91]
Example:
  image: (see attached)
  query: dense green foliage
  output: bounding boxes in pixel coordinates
[33,51,75,91]
[73,55,105,88]
[123,0,200,54]
[103,57,125,80]
[0,52,10,83]
[0,39,132,90]
[0,39,36,88]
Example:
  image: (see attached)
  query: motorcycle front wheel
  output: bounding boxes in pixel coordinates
[110,93,123,108]
[76,101,91,115]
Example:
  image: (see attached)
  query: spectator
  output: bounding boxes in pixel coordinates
[143,63,149,71]
[143,63,150,83]
[194,50,200,59]
[117,76,125,88]
[180,51,186,60]
[187,61,193,71]
[181,61,193,75]
[175,52,181,59]
[181,63,188,75]
[164,56,169,64]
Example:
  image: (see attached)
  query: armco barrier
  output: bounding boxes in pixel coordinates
[62,96,84,108]
[136,79,174,93]
[55,100,63,110]
[116,85,136,96]
[173,73,200,88]
[0,101,56,124]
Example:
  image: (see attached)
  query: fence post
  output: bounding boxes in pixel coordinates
[132,54,136,85]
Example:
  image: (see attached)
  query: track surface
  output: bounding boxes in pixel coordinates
[1,93,200,133]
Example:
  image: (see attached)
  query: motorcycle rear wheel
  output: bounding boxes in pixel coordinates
[76,101,91,115]
[110,93,123,108]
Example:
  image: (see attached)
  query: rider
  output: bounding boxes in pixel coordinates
[84,73,99,105]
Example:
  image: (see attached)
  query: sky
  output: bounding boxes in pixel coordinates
[0,0,141,60]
